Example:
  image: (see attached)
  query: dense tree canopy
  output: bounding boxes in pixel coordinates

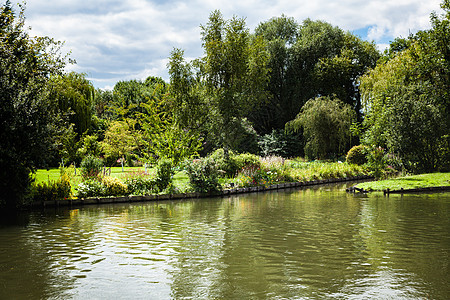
[0,1,66,208]
[360,0,450,172]
[250,17,379,133]
[169,10,270,152]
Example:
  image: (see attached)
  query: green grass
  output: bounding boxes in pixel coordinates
[34,167,190,194]
[356,173,450,191]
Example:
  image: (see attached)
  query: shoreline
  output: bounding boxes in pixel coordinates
[29,175,373,209]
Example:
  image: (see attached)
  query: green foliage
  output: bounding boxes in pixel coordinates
[287,161,366,182]
[80,156,103,178]
[101,120,140,166]
[137,95,202,166]
[208,149,261,177]
[169,10,270,151]
[208,149,238,177]
[48,72,95,136]
[185,157,222,193]
[123,171,158,195]
[0,2,67,208]
[365,146,387,179]
[346,145,369,165]
[77,134,101,158]
[233,165,290,187]
[232,153,261,172]
[155,159,174,191]
[76,178,105,198]
[101,176,128,196]
[258,129,303,158]
[286,96,356,159]
[360,2,450,173]
[30,173,72,203]
[250,18,379,132]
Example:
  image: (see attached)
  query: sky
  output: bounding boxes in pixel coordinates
[18,0,444,89]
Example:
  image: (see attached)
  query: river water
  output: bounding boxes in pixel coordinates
[0,183,449,299]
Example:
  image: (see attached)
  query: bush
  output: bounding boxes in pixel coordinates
[258,129,303,158]
[155,159,174,191]
[30,173,72,202]
[80,156,103,178]
[366,146,387,179]
[208,149,261,177]
[185,157,222,193]
[76,178,105,198]
[102,176,128,196]
[208,149,238,177]
[346,145,368,165]
[233,153,261,171]
[123,170,158,195]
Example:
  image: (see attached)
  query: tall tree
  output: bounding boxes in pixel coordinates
[252,15,299,133]
[169,10,270,153]
[48,72,95,136]
[286,96,355,159]
[360,0,450,172]
[251,18,379,132]
[0,1,66,208]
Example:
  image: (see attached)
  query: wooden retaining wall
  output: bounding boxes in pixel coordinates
[31,175,373,209]
[383,186,450,195]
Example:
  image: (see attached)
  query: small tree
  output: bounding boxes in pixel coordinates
[101,120,139,169]
[286,96,355,159]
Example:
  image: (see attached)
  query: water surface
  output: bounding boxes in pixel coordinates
[1,184,449,299]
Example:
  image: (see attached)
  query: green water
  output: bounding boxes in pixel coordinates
[1,183,449,299]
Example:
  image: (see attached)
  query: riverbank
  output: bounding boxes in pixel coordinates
[29,175,372,209]
[355,172,450,194]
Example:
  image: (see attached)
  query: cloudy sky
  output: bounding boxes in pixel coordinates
[20,0,443,89]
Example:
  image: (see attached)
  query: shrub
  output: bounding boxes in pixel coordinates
[76,178,105,198]
[102,176,128,196]
[30,173,72,202]
[233,153,261,171]
[346,145,368,165]
[185,157,222,193]
[234,164,290,187]
[258,129,303,158]
[123,170,158,195]
[80,156,103,178]
[155,158,174,191]
[208,149,238,177]
[125,177,157,195]
[366,146,387,179]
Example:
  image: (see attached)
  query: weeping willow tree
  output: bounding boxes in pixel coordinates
[286,96,355,159]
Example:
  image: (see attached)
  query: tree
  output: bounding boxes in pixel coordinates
[251,18,379,133]
[137,92,203,166]
[359,0,449,172]
[169,10,270,154]
[0,2,66,208]
[251,15,299,133]
[100,120,139,168]
[48,72,95,136]
[313,32,380,121]
[286,96,356,159]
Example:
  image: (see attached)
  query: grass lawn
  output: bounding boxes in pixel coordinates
[33,167,190,194]
[34,167,148,182]
[356,172,450,191]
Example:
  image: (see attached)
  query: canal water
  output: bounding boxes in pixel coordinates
[0,183,449,299]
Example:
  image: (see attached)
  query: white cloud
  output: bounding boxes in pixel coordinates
[22,0,444,88]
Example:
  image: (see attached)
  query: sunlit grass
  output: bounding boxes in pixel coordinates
[356,173,450,191]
